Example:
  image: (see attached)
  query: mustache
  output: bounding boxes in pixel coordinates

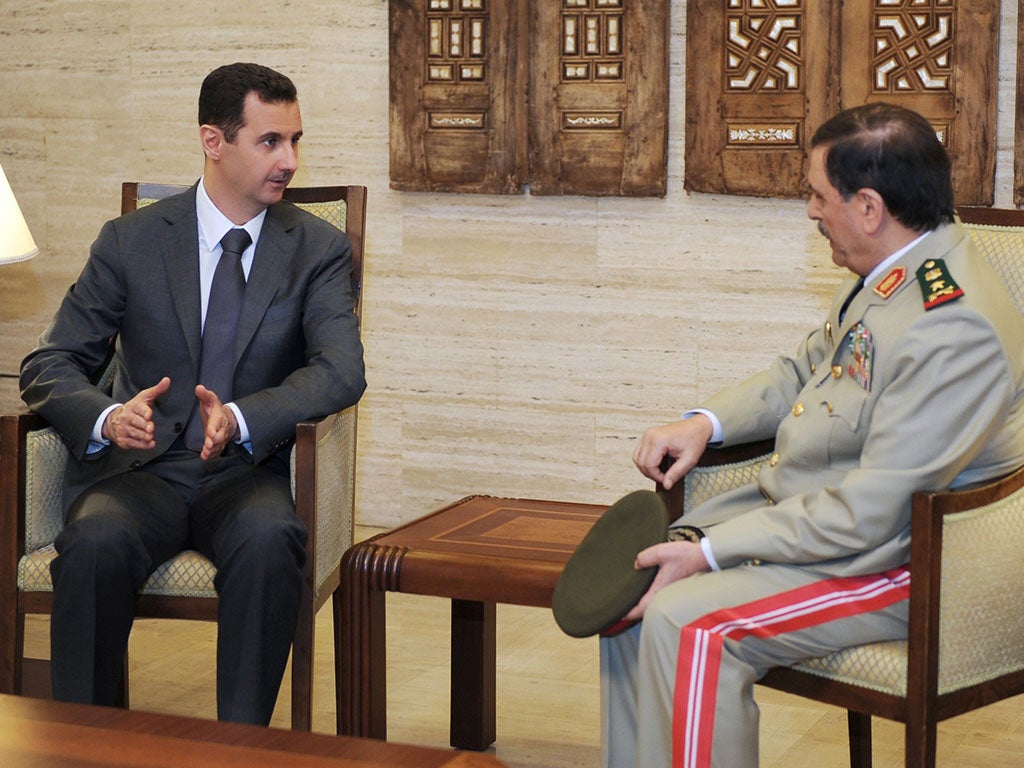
[817,221,830,239]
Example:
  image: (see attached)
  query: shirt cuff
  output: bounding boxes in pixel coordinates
[226,402,253,453]
[87,404,121,453]
[681,408,724,445]
[700,536,721,572]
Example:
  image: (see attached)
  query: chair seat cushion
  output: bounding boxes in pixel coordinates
[787,640,909,697]
[18,545,218,599]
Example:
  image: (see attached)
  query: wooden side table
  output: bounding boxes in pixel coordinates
[337,496,606,750]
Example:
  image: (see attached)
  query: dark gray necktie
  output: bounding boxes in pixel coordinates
[184,227,251,450]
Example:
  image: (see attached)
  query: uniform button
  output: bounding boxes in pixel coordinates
[173,422,183,433]
[130,460,141,469]
[825,402,834,413]
[832,365,843,379]
[792,402,805,416]
[769,453,780,467]
[810,363,817,374]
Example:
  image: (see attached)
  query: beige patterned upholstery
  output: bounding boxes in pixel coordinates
[787,477,1024,697]
[301,406,357,602]
[683,453,767,512]
[676,210,1024,767]
[962,222,1024,314]
[1,182,366,732]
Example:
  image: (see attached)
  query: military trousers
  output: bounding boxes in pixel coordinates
[600,563,910,768]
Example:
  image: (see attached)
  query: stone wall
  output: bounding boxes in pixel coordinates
[1,0,1018,526]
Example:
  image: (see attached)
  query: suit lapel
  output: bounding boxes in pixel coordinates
[236,202,293,357]
[159,187,203,368]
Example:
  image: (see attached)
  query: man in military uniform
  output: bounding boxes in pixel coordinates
[601,103,1024,767]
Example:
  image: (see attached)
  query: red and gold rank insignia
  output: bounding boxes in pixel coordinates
[873,266,906,299]
[916,259,964,310]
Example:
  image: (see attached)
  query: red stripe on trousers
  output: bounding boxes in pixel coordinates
[671,567,910,768]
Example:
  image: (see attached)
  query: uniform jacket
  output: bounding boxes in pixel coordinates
[687,221,1024,576]
[20,184,367,511]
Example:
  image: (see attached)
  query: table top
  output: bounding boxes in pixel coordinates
[349,496,608,606]
[0,694,506,767]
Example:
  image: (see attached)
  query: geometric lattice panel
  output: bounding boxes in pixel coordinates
[685,0,841,198]
[841,0,998,206]
[871,1,954,94]
[686,0,998,203]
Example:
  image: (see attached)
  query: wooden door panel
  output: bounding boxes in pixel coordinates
[841,0,998,207]
[529,0,669,196]
[685,0,840,198]
[389,0,527,194]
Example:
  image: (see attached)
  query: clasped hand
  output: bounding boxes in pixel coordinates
[102,377,238,461]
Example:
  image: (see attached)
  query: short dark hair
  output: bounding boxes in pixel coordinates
[810,102,955,232]
[198,63,297,143]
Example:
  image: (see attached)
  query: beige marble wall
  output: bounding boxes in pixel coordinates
[1,1,1019,527]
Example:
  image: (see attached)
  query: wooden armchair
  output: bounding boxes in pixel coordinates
[659,206,1024,768]
[0,182,367,731]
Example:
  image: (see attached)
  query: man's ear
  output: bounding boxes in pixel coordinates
[199,124,223,160]
[855,187,886,235]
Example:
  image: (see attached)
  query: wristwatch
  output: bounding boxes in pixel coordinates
[667,524,705,544]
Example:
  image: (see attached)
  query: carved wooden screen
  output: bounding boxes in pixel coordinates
[389,0,528,194]
[686,0,998,205]
[841,0,998,207]
[685,0,841,198]
[389,0,669,196]
[528,0,669,196]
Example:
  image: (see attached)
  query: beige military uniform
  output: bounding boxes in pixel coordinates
[602,222,1024,767]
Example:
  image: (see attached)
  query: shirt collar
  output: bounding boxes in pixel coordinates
[196,178,267,251]
[865,231,929,285]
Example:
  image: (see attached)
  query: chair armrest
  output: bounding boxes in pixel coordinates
[907,464,1024,696]
[2,411,63,553]
[658,439,775,519]
[2,410,63,669]
[291,406,358,601]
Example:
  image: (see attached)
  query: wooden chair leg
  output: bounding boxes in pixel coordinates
[904,714,937,768]
[290,590,315,730]
[847,710,872,768]
[3,609,26,695]
[116,654,130,708]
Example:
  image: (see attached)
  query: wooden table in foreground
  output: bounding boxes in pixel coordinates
[0,693,504,767]
[338,496,607,751]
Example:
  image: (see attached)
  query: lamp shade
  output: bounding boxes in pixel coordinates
[0,162,38,265]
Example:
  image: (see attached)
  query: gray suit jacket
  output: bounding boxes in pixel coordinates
[21,184,366,511]
[686,221,1024,577]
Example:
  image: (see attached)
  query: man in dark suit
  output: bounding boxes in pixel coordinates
[19,62,366,725]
